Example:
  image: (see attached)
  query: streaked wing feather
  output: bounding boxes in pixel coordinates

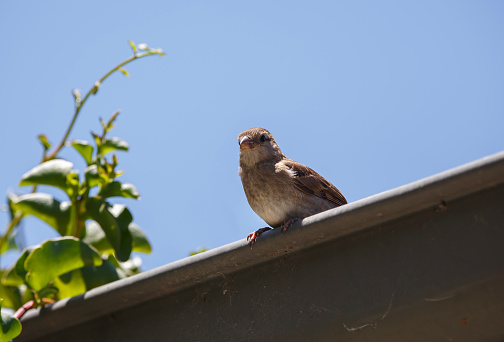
[283,160,347,206]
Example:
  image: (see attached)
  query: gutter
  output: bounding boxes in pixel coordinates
[18,151,504,341]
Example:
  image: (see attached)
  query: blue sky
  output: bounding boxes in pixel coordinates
[1,1,503,271]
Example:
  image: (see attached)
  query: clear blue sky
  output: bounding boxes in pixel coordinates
[1,1,503,271]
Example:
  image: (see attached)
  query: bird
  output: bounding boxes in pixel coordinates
[238,127,347,244]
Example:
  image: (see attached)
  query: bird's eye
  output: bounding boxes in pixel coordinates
[260,134,266,142]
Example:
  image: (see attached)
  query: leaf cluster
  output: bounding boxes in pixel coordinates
[3,113,150,306]
[0,42,164,339]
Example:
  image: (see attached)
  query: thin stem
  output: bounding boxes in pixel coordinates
[44,50,161,162]
[13,298,55,320]
[0,211,22,250]
[14,300,35,320]
[72,190,88,238]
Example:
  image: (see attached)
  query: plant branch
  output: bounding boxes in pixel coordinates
[0,210,22,251]
[0,43,164,253]
[14,300,35,320]
[13,297,55,320]
[44,49,163,162]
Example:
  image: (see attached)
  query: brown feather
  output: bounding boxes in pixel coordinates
[282,159,347,207]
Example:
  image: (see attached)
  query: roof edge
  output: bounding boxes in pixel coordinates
[21,151,504,336]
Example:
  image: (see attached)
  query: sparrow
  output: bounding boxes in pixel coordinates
[238,127,347,244]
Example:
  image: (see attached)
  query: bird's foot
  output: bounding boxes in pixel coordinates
[247,227,272,245]
[281,218,301,233]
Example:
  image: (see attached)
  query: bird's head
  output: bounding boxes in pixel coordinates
[238,127,284,166]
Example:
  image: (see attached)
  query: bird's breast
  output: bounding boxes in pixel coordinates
[240,163,323,227]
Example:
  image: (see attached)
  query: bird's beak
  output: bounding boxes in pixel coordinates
[239,136,255,150]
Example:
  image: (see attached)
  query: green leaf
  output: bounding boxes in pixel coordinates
[100,118,107,131]
[82,221,112,254]
[0,271,22,310]
[129,223,151,254]
[85,198,121,253]
[83,221,151,254]
[10,193,72,236]
[119,68,130,77]
[19,159,75,196]
[67,171,80,190]
[2,249,32,287]
[0,299,22,342]
[112,154,118,168]
[71,140,94,165]
[128,40,137,53]
[100,181,140,199]
[54,257,124,300]
[81,257,123,289]
[24,237,102,291]
[189,247,208,256]
[37,134,51,151]
[106,111,120,130]
[53,270,86,299]
[91,131,101,147]
[83,202,134,261]
[95,157,111,186]
[108,205,133,262]
[116,255,142,276]
[84,165,101,188]
[99,137,128,155]
[38,285,59,300]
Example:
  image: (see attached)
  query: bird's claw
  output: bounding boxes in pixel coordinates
[281,218,301,233]
[246,219,300,247]
[247,227,272,246]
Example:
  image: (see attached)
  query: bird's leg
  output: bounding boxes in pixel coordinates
[281,218,301,232]
[247,227,272,245]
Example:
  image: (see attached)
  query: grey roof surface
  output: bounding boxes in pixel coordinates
[19,151,504,341]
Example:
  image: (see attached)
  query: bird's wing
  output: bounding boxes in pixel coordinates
[281,159,347,206]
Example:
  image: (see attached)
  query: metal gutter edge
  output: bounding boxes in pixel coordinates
[19,151,504,340]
